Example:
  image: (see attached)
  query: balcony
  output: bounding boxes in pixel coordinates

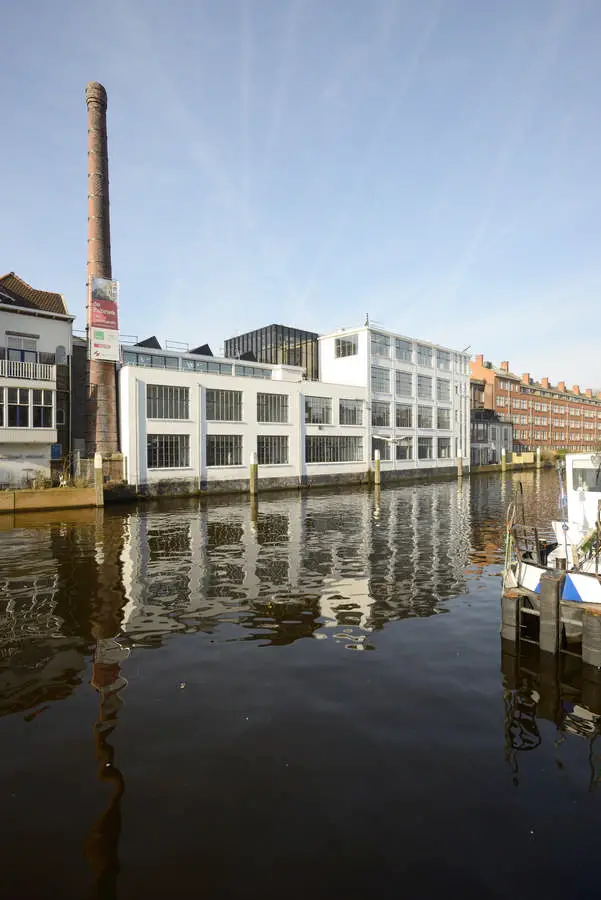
[0,359,56,381]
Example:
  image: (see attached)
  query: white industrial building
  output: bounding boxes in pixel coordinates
[319,324,471,473]
[120,343,368,491]
[118,321,470,493]
[0,273,73,488]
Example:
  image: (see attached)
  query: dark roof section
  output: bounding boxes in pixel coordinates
[135,336,162,349]
[0,272,69,316]
[238,350,257,362]
[191,344,213,356]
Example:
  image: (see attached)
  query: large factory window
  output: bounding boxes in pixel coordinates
[206,390,242,422]
[147,385,189,419]
[206,435,243,467]
[147,434,190,469]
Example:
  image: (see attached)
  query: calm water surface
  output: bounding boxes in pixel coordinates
[2,470,600,899]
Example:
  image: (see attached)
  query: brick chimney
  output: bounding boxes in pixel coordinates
[558,381,566,391]
[500,361,509,372]
[541,377,550,389]
[85,81,118,455]
[573,385,580,395]
[475,354,484,365]
[586,388,593,397]
[522,373,530,384]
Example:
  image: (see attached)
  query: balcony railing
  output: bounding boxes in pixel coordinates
[0,359,56,381]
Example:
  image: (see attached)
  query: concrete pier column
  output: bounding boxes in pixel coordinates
[539,571,565,654]
[374,449,381,486]
[249,450,258,496]
[582,610,601,668]
[501,593,520,642]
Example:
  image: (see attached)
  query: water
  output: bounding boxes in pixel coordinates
[1,469,600,899]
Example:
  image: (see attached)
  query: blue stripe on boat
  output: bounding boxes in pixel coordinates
[562,575,582,602]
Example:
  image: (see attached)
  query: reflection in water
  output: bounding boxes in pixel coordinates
[1,468,585,898]
[501,639,601,791]
[119,482,474,649]
[84,512,129,900]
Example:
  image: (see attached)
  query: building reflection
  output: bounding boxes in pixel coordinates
[118,484,472,648]
[0,508,130,897]
[0,511,96,717]
[501,639,601,790]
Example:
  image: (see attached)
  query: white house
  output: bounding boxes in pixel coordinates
[319,324,471,473]
[0,273,73,487]
[119,342,368,491]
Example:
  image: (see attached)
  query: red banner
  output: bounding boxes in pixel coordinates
[90,277,119,330]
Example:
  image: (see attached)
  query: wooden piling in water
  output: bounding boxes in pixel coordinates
[374,450,381,486]
[249,451,258,496]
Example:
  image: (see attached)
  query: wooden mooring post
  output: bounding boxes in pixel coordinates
[249,450,258,496]
[374,449,381,486]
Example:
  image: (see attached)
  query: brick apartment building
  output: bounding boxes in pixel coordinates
[470,354,601,453]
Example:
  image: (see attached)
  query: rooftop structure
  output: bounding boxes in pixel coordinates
[224,324,320,381]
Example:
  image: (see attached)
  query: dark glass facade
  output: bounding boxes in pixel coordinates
[224,324,320,381]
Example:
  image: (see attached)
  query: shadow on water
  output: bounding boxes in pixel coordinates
[3,467,600,899]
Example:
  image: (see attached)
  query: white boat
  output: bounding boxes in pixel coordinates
[504,453,601,605]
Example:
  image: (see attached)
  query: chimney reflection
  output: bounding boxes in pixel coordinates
[84,508,129,899]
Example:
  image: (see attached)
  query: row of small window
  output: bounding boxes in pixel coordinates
[124,351,271,379]
[372,436,453,460]
[508,399,601,417]
[146,433,455,469]
[372,403,451,429]
[371,368,452,401]
[368,335,459,370]
[0,389,54,428]
[146,386,366,426]
[146,434,366,468]
[515,432,589,440]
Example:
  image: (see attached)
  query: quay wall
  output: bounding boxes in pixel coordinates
[0,487,98,515]
[470,461,553,475]
[104,464,463,504]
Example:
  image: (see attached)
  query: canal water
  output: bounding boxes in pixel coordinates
[1,469,600,899]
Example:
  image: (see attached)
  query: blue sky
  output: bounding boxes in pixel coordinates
[2,0,600,386]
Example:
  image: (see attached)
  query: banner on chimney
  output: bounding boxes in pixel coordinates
[90,277,119,330]
[90,327,120,362]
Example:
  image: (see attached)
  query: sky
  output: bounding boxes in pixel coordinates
[1,0,600,386]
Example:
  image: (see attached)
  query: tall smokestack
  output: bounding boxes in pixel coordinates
[86,81,118,455]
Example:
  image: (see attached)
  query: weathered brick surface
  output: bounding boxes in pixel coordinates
[85,82,118,454]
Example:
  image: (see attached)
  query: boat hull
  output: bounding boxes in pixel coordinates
[507,560,601,604]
